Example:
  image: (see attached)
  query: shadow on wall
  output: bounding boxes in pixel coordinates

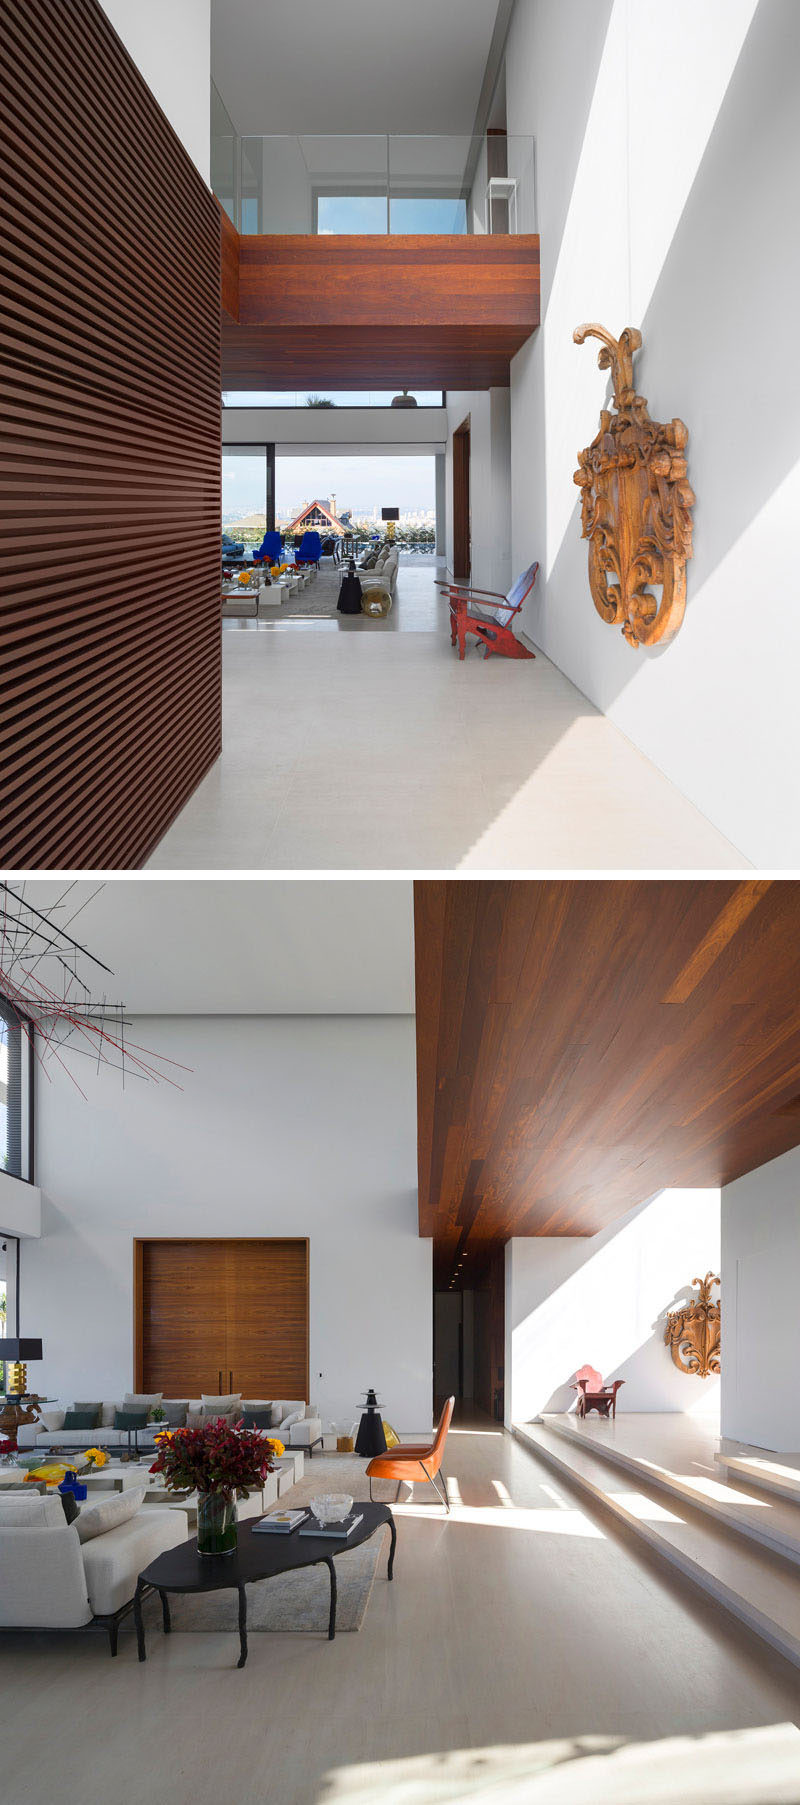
[508,1188,721,1422]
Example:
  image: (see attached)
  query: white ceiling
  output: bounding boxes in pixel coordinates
[12,881,414,1015]
[211,0,505,136]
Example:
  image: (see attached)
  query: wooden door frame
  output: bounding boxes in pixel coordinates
[452,416,471,581]
[133,1237,310,1399]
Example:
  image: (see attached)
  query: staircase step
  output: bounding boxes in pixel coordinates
[515,1419,800,1672]
[715,1450,800,1505]
[539,1413,800,1567]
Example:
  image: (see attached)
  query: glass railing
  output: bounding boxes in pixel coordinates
[211,122,536,238]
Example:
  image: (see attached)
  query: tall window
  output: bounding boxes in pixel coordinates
[0,999,33,1181]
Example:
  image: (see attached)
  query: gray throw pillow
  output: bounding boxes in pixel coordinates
[161,1399,189,1427]
[76,1486,146,1544]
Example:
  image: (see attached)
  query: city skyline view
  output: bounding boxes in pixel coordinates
[222,453,437,525]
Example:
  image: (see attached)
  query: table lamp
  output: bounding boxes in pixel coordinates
[0,1338,44,1397]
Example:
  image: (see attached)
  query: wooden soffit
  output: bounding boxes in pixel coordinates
[219,218,540,389]
[415,881,800,1274]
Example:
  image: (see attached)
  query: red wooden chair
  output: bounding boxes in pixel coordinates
[571,1365,624,1420]
[437,561,539,661]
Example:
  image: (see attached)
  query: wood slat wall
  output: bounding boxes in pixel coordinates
[135,1239,310,1401]
[0,0,221,868]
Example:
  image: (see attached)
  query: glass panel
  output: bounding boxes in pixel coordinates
[389,196,467,234]
[222,446,268,552]
[211,82,237,226]
[0,1002,30,1181]
[316,195,388,235]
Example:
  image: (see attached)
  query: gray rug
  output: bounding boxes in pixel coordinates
[258,566,343,620]
[164,1457,403,1635]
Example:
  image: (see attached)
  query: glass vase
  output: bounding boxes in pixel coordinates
[196,1490,237,1556]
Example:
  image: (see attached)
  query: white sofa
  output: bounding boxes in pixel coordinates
[18,1397,323,1455]
[0,1489,185,1655]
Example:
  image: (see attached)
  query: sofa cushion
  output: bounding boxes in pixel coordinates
[123,1392,163,1419]
[64,1408,101,1431]
[161,1399,189,1427]
[34,1429,126,1449]
[241,1409,274,1430]
[201,1408,240,1428]
[38,1409,66,1432]
[201,1393,241,1413]
[74,1401,103,1421]
[81,1506,187,1617]
[0,1491,65,1528]
[113,1408,149,1431]
[76,1486,146,1545]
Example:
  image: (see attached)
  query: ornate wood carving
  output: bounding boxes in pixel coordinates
[664,1273,721,1377]
[573,323,695,648]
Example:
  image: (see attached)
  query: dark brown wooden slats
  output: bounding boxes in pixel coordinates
[0,0,221,868]
[415,881,800,1277]
[136,1240,310,1402]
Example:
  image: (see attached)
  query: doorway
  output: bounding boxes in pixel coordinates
[433,1245,505,1424]
[134,1237,309,1398]
[452,418,471,581]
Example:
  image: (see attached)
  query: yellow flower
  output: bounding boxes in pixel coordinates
[84,1447,108,1469]
[266,1438,285,1457]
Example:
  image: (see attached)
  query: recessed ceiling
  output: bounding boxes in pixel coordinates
[415,880,800,1279]
[8,881,414,1015]
[211,0,505,136]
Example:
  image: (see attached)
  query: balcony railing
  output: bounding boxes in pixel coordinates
[211,109,535,239]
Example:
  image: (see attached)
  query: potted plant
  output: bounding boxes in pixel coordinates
[149,1420,284,1556]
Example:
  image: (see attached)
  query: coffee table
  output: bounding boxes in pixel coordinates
[133,1501,395,1667]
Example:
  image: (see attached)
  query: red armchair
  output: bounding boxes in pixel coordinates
[571,1365,624,1420]
[437,561,539,661]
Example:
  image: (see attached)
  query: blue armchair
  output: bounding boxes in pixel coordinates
[295,530,322,567]
[253,530,283,565]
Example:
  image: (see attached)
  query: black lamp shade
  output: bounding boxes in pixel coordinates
[0,1339,43,1362]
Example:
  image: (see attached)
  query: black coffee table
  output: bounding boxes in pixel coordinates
[133,1502,396,1667]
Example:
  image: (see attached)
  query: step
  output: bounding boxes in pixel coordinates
[540,1413,800,1568]
[716,1449,800,1506]
[515,1419,800,1672]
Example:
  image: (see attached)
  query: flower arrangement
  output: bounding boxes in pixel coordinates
[150,1419,282,1556]
[84,1447,108,1470]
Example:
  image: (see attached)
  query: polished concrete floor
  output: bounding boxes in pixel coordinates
[150,563,746,871]
[2,1429,799,1805]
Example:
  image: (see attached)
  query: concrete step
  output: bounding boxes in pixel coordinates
[539,1412,800,1567]
[515,1419,800,1671]
[715,1449,800,1506]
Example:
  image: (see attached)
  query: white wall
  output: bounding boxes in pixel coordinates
[445,387,512,591]
[101,0,211,181]
[505,0,800,865]
[26,1016,432,1432]
[0,1172,41,1241]
[505,1188,721,1426]
[722,1145,800,1453]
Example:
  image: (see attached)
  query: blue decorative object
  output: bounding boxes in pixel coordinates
[58,1470,88,1501]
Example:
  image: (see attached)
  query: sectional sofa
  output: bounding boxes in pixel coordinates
[17,1396,323,1455]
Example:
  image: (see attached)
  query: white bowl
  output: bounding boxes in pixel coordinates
[310,1492,353,1525]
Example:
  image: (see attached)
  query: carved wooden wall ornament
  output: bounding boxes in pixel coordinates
[664,1273,721,1377]
[573,323,695,648]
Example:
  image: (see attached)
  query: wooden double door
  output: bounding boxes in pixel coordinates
[134,1238,309,1399]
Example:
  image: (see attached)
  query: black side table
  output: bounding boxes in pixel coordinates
[134,1502,396,1667]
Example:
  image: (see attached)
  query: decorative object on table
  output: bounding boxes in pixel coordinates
[571,1365,624,1419]
[381,506,399,543]
[355,1390,387,1458]
[664,1272,721,1377]
[0,1438,16,1465]
[148,1418,280,1557]
[300,1509,363,1539]
[573,322,695,648]
[367,1396,454,1510]
[337,558,363,615]
[151,1403,166,1423]
[0,1336,44,1402]
[57,1469,88,1501]
[361,583,392,618]
[309,1492,353,1525]
[0,885,186,1097]
[437,562,538,661]
[84,1447,109,1471]
[382,1421,400,1450]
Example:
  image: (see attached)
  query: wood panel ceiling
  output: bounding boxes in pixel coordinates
[415,881,800,1281]
[220,224,540,388]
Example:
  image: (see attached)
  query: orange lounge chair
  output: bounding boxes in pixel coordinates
[366,1396,455,1511]
[437,561,539,660]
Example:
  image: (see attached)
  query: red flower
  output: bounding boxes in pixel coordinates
[148,1417,277,1500]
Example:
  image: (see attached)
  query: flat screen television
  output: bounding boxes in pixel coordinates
[381,507,400,521]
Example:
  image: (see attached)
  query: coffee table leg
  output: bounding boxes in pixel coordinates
[159,1589,171,1634]
[387,1510,396,1581]
[237,1584,248,1668]
[134,1579,146,1662]
[325,1556,337,1640]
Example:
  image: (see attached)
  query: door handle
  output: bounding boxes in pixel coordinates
[218,1369,222,1393]
[229,1370,233,1392]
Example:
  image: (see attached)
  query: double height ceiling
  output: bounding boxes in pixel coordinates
[415,880,800,1282]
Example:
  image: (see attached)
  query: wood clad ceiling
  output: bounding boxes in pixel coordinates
[221,227,540,388]
[415,881,800,1277]
[0,0,221,868]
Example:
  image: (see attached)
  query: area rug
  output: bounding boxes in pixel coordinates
[164,1457,404,1635]
[258,567,343,620]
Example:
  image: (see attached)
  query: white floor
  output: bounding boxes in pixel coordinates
[149,564,747,871]
[2,1428,799,1805]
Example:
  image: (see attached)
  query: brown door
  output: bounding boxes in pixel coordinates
[224,1240,308,1397]
[135,1238,309,1398]
[453,419,471,581]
